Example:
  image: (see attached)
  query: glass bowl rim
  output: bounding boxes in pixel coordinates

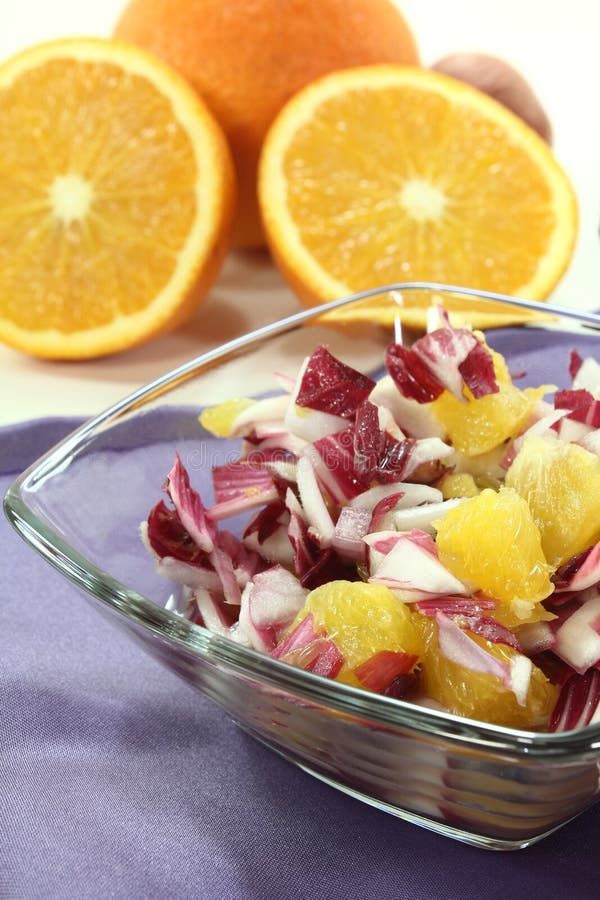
[5,281,600,761]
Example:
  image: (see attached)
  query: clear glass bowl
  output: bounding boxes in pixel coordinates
[5,284,600,852]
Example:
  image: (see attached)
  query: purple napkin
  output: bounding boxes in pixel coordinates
[1,327,599,899]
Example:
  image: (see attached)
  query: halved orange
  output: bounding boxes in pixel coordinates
[0,38,235,358]
[258,65,578,329]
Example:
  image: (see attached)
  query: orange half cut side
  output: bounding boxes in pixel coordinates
[258,65,578,330]
[0,37,235,358]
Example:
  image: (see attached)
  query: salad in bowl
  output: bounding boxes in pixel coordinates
[5,283,600,850]
[143,299,600,733]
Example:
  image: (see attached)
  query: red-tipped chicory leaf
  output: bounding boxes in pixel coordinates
[457,342,499,398]
[435,611,510,684]
[553,542,600,593]
[272,613,345,679]
[212,459,276,504]
[416,596,496,617]
[353,650,418,693]
[243,499,289,545]
[194,587,239,636]
[295,344,375,418]
[332,506,371,562]
[296,455,335,547]
[551,588,600,674]
[272,612,319,659]
[555,389,600,428]
[550,669,600,731]
[457,615,522,651]
[164,453,215,553]
[307,429,369,504]
[569,349,584,381]
[146,500,206,564]
[369,491,406,533]
[385,343,444,403]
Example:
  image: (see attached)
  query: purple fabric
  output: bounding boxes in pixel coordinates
[2,327,600,899]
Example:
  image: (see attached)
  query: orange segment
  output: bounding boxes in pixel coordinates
[431,381,547,457]
[0,38,235,359]
[199,398,254,437]
[291,580,422,687]
[506,435,600,567]
[414,615,557,728]
[430,343,550,457]
[439,472,480,499]
[258,65,577,329]
[433,487,554,621]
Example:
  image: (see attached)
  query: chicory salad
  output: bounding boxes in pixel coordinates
[142,308,600,731]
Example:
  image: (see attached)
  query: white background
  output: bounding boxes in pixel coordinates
[0,0,599,424]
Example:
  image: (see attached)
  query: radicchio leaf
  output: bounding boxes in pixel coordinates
[555,389,600,428]
[353,401,451,487]
[457,342,500,398]
[416,327,479,397]
[369,530,468,599]
[551,588,600,674]
[369,491,406,533]
[295,344,375,418]
[212,459,277,504]
[228,394,290,438]
[152,556,222,593]
[353,401,386,473]
[385,343,444,403]
[332,506,371,562]
[572,356,600,393]
[208,542,242,605]
[569,349,584,381]
[353,650,418,693]
[552,542,600,593]
[307,429,369,504]
[243,499,289,545]
[164,453,215,553]
[248,566,307,645]
[375,436,418,483]
[286,488,357,589]
[146,500,206,564]
[550,669,600,732]
[386,327,499,404]
[368,375,446,439]
[435,611,511,684]
[286,488,320,581]
[416,596,497,617]
[194,588,239,635]
[529,651,573,686]
[271,612,319,659]
[272,613,345,678]
[349,481,442,511]
[456,615,522,651]
[217,530,266,587]
[296,455,335,547]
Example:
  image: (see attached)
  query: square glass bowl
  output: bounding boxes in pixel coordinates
[5,283,600,851]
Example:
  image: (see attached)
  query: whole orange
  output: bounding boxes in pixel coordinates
[114,0,419,248]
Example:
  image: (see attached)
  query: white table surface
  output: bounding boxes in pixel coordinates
[1,0,599,426]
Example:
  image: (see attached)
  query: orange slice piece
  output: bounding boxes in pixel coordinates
[290,580,422,687]
[414,615,557,728]
[433,487,554,618]
[0,38,235,358]
[431,381,548,457]
[258,65,577,329]
[506,435,600,567]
